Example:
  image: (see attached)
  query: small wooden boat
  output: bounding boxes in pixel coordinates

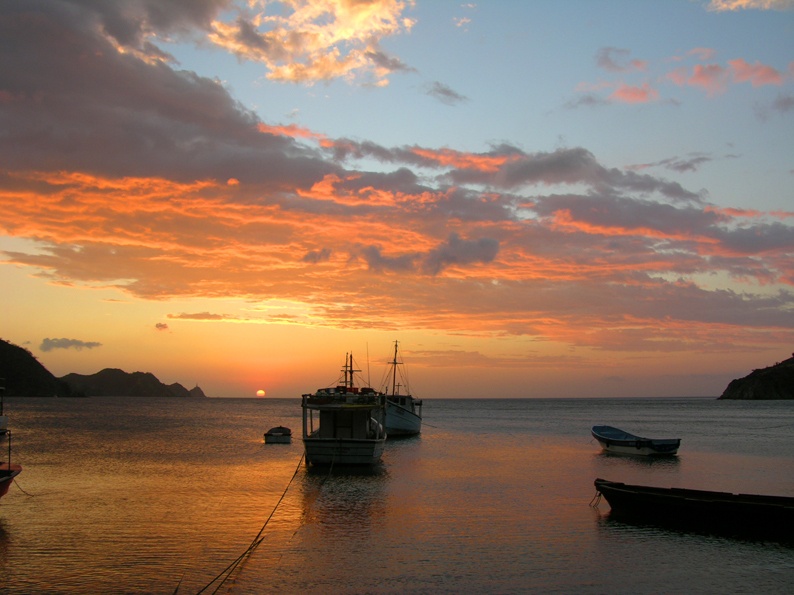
[383,341,422,437]
[301,352,387,466]
[1,381,22,501]
[264,426,292,444]
[591,425,680,456]
[593,478,794,530]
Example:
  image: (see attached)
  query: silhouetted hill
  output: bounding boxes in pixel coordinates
[60,368,207,398]
[0,338,207,398]
[0,338,73,396]
[719,355,794,400]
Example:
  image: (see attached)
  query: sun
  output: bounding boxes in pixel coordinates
[256,389,266,397]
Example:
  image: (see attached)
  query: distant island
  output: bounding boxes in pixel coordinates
[1,338,207,398]
[719,354,794,400]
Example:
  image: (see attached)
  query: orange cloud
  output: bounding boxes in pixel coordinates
[207,0,416,85]
[729,58,784,86]
[688,63,729,95]
[410,147,522,172]
[609,82,660,103]
[707,0,794,11]
[258,122,328,142]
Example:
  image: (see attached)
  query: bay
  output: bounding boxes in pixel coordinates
[1,397,793,593]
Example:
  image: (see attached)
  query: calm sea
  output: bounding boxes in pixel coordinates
[1,397,793,594]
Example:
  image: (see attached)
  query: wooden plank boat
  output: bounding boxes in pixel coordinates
[263,426,292,444]
[383,341,422,437]
[594,478,794,528]
[302,352,387,466]
[591,425,680,456]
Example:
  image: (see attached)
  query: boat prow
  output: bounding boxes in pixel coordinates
[0,463,22,499]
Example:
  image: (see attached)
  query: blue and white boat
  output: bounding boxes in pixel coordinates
[591,425,680,456]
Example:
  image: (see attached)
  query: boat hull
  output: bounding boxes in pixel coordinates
[594,478,794,530]
[303,437,385,466]
[385,401,421,437]
[0,464,22,499]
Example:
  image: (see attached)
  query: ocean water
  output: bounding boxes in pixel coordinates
[1,397,793,594]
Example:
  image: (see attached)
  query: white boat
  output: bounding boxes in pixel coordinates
[264,425,292,444]
[591,425,680,456]
[1,379,22,501]
[381,341,422,437]
[301,353,387,466]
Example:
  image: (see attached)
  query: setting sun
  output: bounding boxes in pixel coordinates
[256,389,266,397]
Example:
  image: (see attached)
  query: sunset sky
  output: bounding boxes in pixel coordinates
[1,0,793,398]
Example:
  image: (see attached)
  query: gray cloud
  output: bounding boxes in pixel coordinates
[0,1,338,187]
[595,47,644,72]
[40,338,102,352]
[422,233,500,275]
[425,81,468,105]
[302,248,332,263]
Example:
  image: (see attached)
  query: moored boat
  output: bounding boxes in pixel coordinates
[1,378,22,501]
[591,425,680,456]
[302,353,387,466]
[593,478,794,530]
[382,341,422,437]
[264,425,292,444]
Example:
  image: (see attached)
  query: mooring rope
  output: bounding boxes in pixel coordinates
[188,451,305,595]
[589,490,602,508]
[13,478,35,496]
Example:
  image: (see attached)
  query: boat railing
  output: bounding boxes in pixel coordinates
[303,390,384,406]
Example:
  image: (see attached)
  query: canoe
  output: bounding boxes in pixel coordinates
[593,478,794,532]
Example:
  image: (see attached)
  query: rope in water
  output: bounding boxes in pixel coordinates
[187,451,306,595]
[13,478,35,496]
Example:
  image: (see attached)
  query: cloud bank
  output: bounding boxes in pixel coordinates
[1,1,792,357]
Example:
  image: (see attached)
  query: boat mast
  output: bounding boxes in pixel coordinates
[391,341,399,396]
[342,352,361,390]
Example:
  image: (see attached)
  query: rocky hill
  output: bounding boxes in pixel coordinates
[1,338,206,398]
[60,369,207,398]
[719,355,794,400]
[0,338,73,397]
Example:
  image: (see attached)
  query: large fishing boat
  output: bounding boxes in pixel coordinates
[1,378,22,501]
[301,353,387,466]
[381,341,422,437]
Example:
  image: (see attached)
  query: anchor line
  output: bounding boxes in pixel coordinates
[13,478,35,496]
[189,451,306,595]
[589,490,602,508]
